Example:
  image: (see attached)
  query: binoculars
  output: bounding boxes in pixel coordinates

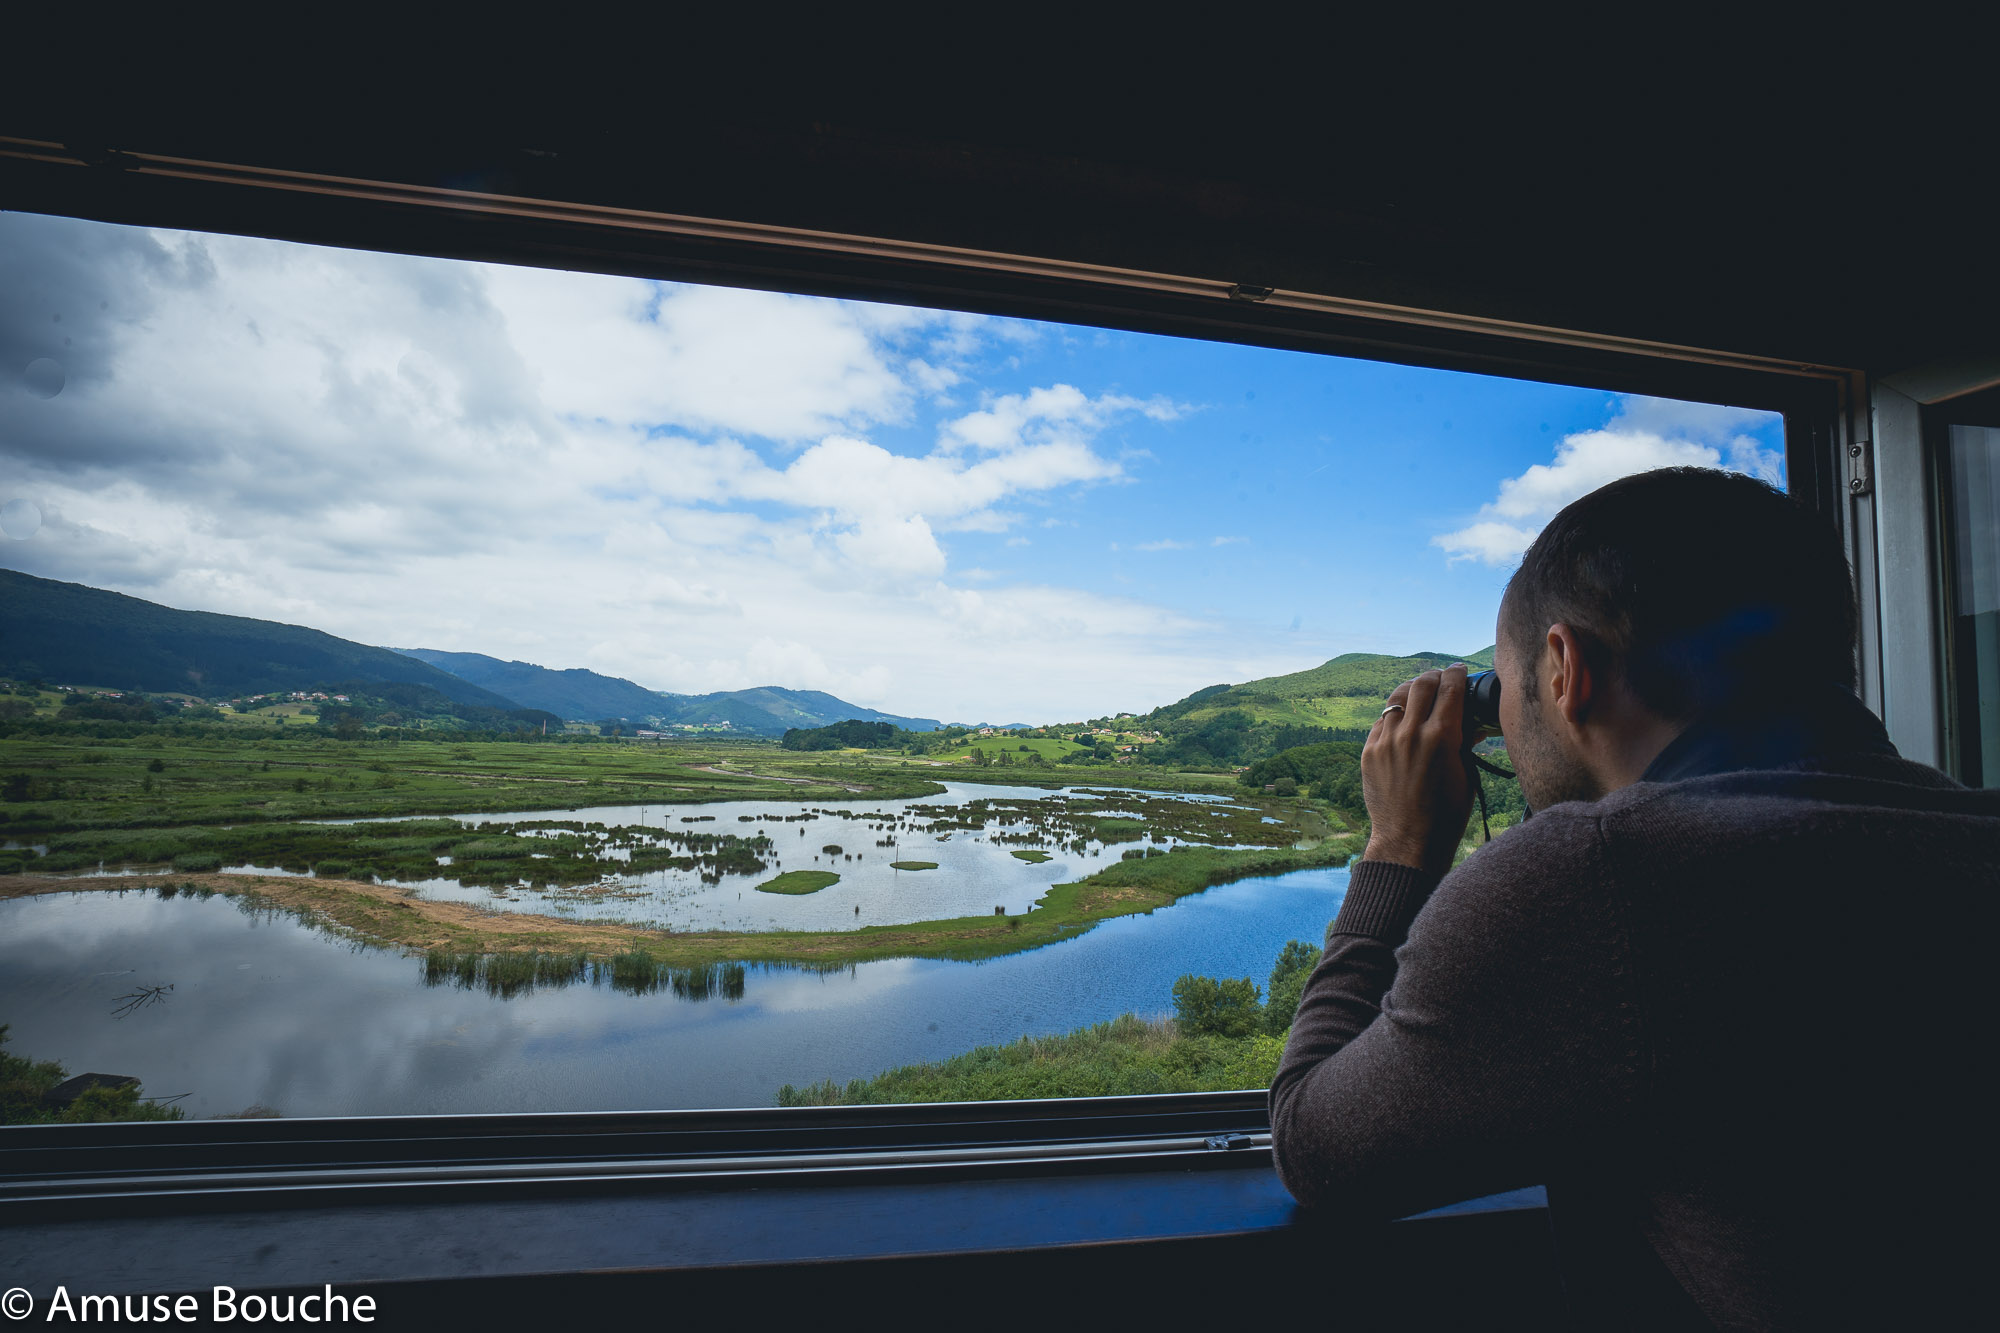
[1465,668,1503,739]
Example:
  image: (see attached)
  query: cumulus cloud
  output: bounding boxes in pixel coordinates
[0,212,1211,719]
[938,383,1183,454]
[484,265,915,442]
[1135,539,1193,551]
[1432,396,1786,566]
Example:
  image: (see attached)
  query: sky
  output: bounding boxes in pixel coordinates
[0,211,1787,723]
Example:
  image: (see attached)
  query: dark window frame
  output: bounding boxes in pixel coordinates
[1928,386,2000,786]
[0,139,1865,1203]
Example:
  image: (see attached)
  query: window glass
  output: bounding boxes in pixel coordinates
[1944,422,2000,786]
[0,211,1787,1120]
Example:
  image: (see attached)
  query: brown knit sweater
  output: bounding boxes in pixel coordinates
[1269,691,2000,1330]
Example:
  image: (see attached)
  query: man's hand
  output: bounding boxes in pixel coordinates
[1360,665,1476,875]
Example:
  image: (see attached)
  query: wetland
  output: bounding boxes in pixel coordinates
[1,733,1354,1115]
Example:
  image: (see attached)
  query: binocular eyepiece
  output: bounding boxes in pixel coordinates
[1465,668,1503,739]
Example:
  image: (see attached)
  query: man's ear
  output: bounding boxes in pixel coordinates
[1544,623,1596,727]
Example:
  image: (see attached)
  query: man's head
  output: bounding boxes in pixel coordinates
[1494,467,1858,809]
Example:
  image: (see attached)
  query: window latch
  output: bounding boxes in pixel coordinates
[1848,437,1873,497]
[1204,1132,1253,1151]
[1227,284,1275,303]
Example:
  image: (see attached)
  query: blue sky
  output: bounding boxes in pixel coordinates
[0,212,1787,721]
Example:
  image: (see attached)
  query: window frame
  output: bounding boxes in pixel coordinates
[1927,386,2000,785]
[0,136,1880,1200]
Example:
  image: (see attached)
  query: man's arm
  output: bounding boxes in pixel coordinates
[1268,813,1644,1219]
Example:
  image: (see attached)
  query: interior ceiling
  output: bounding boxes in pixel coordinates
[4,76,1993,377]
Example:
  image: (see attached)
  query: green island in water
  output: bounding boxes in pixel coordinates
[755,870,842,895]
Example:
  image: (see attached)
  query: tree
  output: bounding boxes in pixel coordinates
[1171,974,1262,1039]
[1262,939,1322,1035]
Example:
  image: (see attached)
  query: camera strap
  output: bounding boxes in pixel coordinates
[1466,751,1517,844]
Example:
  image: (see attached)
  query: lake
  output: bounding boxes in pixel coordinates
[0,787,1348,1117]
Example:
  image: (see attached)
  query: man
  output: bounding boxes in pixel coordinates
[1268,467,1998,1329]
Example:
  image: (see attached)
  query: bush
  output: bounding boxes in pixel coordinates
[1,1025,183,1125]
[1263,939,1323,1035]
[1171,974,1262,1039]
[170,852,223,873]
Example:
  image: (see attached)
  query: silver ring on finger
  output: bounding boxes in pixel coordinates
[1380,704,1405,717]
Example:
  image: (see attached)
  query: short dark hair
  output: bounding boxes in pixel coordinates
[1502,467,1857,722]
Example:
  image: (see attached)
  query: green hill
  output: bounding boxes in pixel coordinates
[1148,647,1497,733]
[0,569,524,708]
[1131,647,1496,769]
[654,687,941,737]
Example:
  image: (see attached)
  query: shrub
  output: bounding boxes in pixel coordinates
[1171,974,1262,1039]
[1262,939,1323,1035]
[170,852,222,873]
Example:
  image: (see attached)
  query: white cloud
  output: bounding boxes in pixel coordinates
[832,515,947,580]
[1135,539,1193,551]
[0,213,1221,721]
[483,266,916,443]
[938,383,1183,454]
[1432,396,1786,566]
[1211,535,1247,546]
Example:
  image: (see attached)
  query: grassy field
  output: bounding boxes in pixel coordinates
[0,733,945,835]
[889,860,938,871]
[755,870,841,895]
[778,1013,1284,1104]
[936,736,1091,764]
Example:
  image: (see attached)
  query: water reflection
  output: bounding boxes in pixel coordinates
[109,982,173,1018]
[0,865,1347,1117]
[420,949,749,1001]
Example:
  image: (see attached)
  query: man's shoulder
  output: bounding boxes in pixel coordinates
[1437,753,1999,910]
[1592,754,2000,839]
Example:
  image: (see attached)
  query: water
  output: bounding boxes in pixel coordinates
[333,779,1143,929]
[0,865,1348,1118]
[56,783,1308,932]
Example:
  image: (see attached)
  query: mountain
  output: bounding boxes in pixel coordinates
[0,569,522,708]
[653,686,941,736]
[398,648,944,734]
[393,649,671,722]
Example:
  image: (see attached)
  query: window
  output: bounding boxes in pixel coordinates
[0,204,1827,1125]
[1934,389,2000,786]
